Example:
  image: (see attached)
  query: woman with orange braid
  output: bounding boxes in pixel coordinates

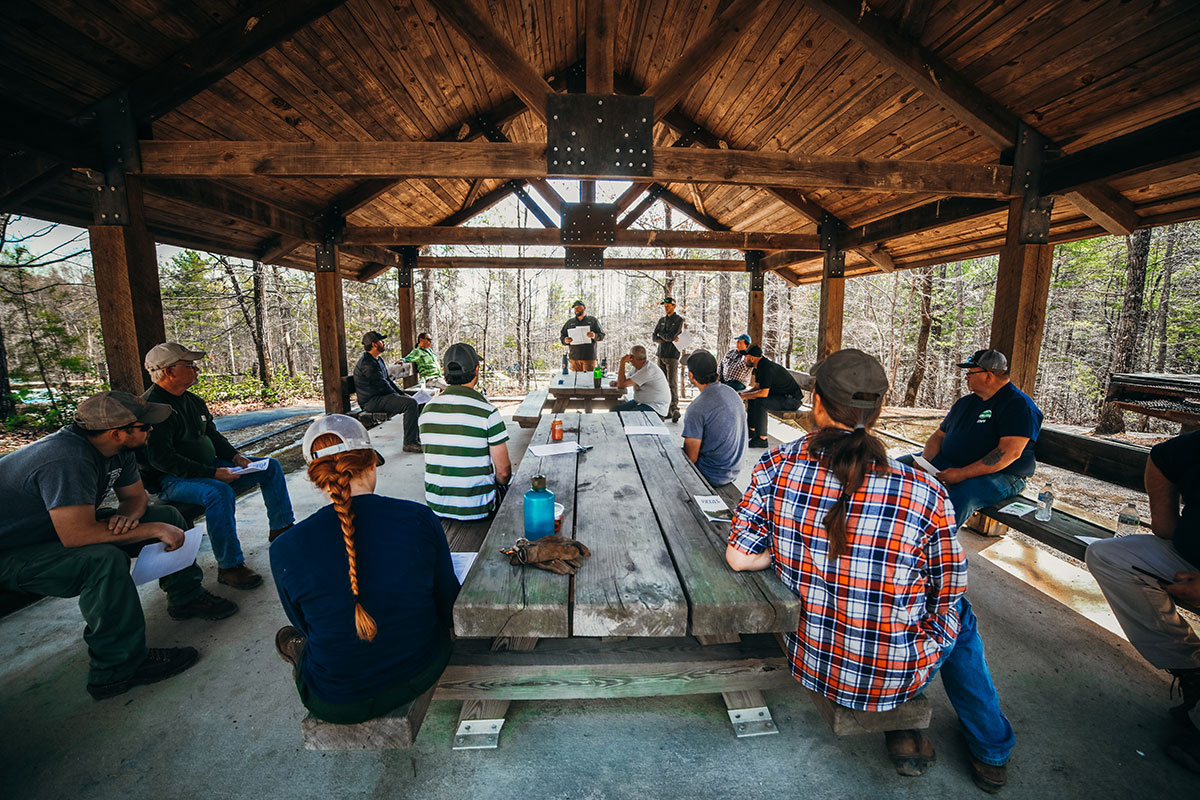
[269,414,458,724]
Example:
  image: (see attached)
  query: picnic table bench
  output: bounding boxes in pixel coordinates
[512,389,549,428]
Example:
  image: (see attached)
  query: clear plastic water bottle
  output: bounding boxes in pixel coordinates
[1035,482,1053,521]
[523,474,555,540]
[1116,503,1140,537]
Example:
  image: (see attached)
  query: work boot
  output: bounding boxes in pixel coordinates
[268,523,293,543]
[217,563,263,590]
[403,443,423,453]
[86,647,199,700]
[884,729,936,776]
[1169,668,1200,725]
[967,754,1008,794]
[749,437,769,448]
[275,626,306,667]
[168,590,239,621]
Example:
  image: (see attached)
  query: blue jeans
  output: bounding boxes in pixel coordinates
[919,597,1015,766]
[898,453,1026,531]
[159,458,294,569]
[613,400,659,414]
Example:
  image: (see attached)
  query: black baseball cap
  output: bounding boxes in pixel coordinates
[362,330,386,349]
[572,299,585,308]
[744,345,763,357]
[812,349,889,410]
[686,350,718,377]
[661,296,676,305]
[956,349,1008,371]
[443,342,482,380]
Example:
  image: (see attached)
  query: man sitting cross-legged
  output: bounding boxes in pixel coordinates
[141,342,295,590]
[0,391,237,700]
[610,345,671,418]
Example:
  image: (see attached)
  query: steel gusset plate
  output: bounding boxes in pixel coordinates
[565,247,605,270]
[561,203,617,245]
[546,93,654,177]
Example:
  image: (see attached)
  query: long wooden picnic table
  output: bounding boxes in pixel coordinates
[442,410,802,747]
[546,371,626,413]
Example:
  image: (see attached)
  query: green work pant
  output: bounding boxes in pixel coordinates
[0,504,204,685]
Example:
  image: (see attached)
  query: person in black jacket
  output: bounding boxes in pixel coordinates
[559,300,605,371]
[652,296,685,421]
[353,331,421,453]
[739,345,803,447]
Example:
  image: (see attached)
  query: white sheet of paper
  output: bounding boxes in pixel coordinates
[528,441,585,457]
[623,425,671,436]
[567,325,591,342]
[1076,536,1105,545]
[451,552,477,584]
[694,494,733,523]
[130,526,204,585]
[228,458,270,475]
[996,500,1038,517]
[911,455,939,475]
[675,329,697,350]
[412,389,434,405]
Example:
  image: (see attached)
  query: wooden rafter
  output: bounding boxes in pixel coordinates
[413,257,746,272]
[138,141,1013,197]
[341,225,821,252]
[842,198,1005,248]
[146,179,318,241]
[586,0,618,94]
[1064,184,1139,237]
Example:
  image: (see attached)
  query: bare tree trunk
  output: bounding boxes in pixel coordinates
[1095,229,1152,434]
[717,272,731,347]
[420,267,432,333]
[0,323,13,417]
[903,267,934,406]
[1155,224,1178,372]
[251,261,271,386]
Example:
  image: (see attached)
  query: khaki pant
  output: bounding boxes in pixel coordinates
[569,359,596,372]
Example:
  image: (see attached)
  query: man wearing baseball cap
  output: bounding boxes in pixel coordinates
[418,343,512,521]
[901,348,1043,533]
[682,350,747,486]
[560,300,605,372]
[0,391,238,699]
[651,297,685,421]
[141,342,296,590]
[354,331,423,453]
[717,333,753,391]
[740,345,803,447]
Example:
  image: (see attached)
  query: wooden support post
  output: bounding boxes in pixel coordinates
[314,242,348,413]
[817,215,845,358]
[747,252,764,346]
[398,247,418,388]
[989,198,1054,393]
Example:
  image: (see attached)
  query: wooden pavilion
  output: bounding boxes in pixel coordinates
[3,0,1199,412]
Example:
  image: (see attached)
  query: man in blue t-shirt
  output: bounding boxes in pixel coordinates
[902,349,1043,532]
[682,351,747,487]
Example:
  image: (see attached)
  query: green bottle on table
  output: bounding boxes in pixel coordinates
[593,364,602,389]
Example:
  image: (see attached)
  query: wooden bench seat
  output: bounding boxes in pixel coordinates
[301,683,436,750]
[807,690,932,735]
[972,496,1114,561]
[513,389,549,428]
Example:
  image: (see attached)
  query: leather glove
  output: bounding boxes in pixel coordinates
[502,536,592,575]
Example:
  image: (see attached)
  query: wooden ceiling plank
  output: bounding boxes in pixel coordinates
[897,0,937,40]
[586,0,618,94]
[425,0,555,123]
[144,178,318,240]
[654,183,730,231]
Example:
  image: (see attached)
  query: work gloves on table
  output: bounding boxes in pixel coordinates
[503,536,592,575]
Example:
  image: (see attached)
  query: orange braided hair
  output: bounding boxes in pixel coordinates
[306,433,379,641]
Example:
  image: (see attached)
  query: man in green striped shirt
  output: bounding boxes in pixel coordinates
[418,343,512,521]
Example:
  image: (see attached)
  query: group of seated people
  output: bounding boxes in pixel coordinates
[0,332,1195,786]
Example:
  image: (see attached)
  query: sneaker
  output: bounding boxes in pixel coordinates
[86,646,199,700]
[967,754,1007,793]
[168,590,239,621]
[403,443,423,453]
[268,523,293,543]
[217,563,263,590]
[275,625,306,666]
[749,437,769,448]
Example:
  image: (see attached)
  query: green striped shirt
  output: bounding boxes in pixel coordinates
[418,386,509,520]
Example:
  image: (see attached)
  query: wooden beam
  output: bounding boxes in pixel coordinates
[586,0,617,94]
[897,0,936,38]
[427,0,554,123]
[800,0,1018,149]
[0,100,97,167]
[647,0,771,123]
[0,154,69,210]
[146,179,319,241]
[527,179,566,215]
[436,181,522,228]
[817,254,844,359]
[314,257,349,413]
[748,281,764,346]
[654,184,730,231]
[342,224,822,252]
[1064,184,1139,237]
[842,197,1006,248]
[989,199,1054,394]
[138,141,1012,198]
[612,181,652,216]
[415,257,747,271]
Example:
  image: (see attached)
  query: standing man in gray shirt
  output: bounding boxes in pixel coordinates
[354,330,422,453]
[652,296,685,422]
[682,351,748,487]
[0,391,237,700]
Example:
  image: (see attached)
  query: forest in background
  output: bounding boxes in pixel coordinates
[2,195,1198,437]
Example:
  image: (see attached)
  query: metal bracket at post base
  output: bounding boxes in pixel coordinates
[727,706,778,738]
[453,718,505,750]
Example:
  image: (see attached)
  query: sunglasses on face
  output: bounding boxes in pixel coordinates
[122,423,154,432]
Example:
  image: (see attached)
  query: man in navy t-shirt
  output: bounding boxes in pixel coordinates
[902,349,1043,532]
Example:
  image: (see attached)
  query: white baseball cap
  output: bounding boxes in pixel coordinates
[301,414,386,466]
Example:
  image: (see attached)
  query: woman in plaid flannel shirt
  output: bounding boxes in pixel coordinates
[726,349,1014,793]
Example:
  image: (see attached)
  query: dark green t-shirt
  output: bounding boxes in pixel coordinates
[1151,431,1199,567]
[139,385,238,489]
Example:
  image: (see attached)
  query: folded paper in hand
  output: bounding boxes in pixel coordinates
[229,458,270,475]
[130,526,204,585]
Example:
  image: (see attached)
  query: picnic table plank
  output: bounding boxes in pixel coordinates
[452,413,580,639]
[572,413,689,637]
[548,372,625,400]
[621,412,802,636]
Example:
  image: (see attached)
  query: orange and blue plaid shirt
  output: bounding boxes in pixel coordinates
[729,434,966,711]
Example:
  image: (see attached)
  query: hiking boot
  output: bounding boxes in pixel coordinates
[1169,668,1200,725]
[749,437,769,448]
[168,590,238,621]
[670,410,680,423]
[403,443,423,453]
[268,523,293,543]
[884,729,936,776]
[217,563,263,590]
[275,626,306,667]
[967,754,1007,794]
[86,647,199,700]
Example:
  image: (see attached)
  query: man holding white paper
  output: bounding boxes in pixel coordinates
[560,299,605,372]
[0,391,237,700]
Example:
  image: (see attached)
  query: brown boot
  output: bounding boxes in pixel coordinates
[968,754,1008,793]
[403,443,423,453]
[275,626,306,666]
[268,523,293,543]
[217,563,263,590]
[884,729,936,776]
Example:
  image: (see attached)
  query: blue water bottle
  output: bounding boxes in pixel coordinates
[523,474,555,540]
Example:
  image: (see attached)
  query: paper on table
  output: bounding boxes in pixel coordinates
[228,458,270,475]
[996,500,1038,517]
[451,552,477,584]
[911,455,939,476]
[566,325,591,343]
[623,425,671,436]
[528,441,585,457]
[130,526,204,585]
[694,494,733,523]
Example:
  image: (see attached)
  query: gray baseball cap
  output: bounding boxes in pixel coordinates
[302,414,385,466]
[956,349,1008,371]
[812,349,889,410]
[74,391,172,430]
[144,342,206,371]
